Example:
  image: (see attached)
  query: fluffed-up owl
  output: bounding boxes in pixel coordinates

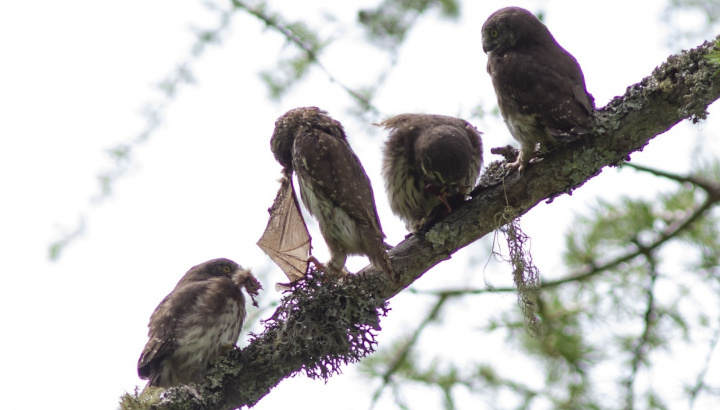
[379,114,483,232]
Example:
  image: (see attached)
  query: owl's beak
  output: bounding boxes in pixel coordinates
[482,38,494,54]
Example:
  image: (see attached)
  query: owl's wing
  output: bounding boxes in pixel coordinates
[294,128,384,233]
[137,283,205,379]
[138,296,177,379]
[492,47,594,136]
[257,175,312,284]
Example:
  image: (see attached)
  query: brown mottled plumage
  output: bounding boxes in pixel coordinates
[270,107,395,281]
[482,7,594,171]
[137,258,261,389]
[379,114,483,232]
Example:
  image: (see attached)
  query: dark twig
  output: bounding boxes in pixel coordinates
[689,318,720,409]
[622,246,659,410]
[625,162,720,196]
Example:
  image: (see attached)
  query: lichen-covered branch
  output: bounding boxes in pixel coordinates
[407,162,720,297]
[137,38,720,410]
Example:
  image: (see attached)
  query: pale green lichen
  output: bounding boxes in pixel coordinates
[424,222,453,248]
[118,387,162,410]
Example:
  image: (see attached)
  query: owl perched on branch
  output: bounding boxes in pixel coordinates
[379,114,483,232]
[137,258,261,389]
[482,6,595,171]
[270,107,395,281]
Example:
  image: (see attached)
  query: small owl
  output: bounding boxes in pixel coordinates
[482,7,595,171]
[137,258,261,389]
[379,114,483,232]
[270,107,394,281]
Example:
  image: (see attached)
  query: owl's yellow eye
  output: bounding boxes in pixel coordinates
[490,29,499,38]
[222,266,231,273]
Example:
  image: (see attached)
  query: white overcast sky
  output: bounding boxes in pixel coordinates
[1,1,719,409]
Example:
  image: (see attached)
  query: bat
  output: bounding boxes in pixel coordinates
[257,175,314,290]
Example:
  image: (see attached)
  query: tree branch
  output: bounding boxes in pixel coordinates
[689,318,720,409]
[142,38,720,410]
[625,162,720,196]
[410,182,720,298]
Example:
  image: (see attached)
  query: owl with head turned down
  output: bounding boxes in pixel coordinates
[379,114,483,233]
[270,107,395,281]
[137,258,262,389]
[482,6,595,171]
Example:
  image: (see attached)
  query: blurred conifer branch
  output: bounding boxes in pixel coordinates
[49,3,233,260]
[231,0,380,113]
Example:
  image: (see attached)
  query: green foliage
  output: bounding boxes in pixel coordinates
[118,386,162,410]
[358,0,460,50]
[48,217,84,261]
[565,164,720,276]
[667,0,720,24]
[360,337,470,410]
[646,390,670,410]
[234,1,327,100]
[662,0,720,47]
[706,39,720,76]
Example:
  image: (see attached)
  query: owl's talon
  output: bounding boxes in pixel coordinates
[307,255,324,271]
[436,195,451,213]
[505,161,523,171]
